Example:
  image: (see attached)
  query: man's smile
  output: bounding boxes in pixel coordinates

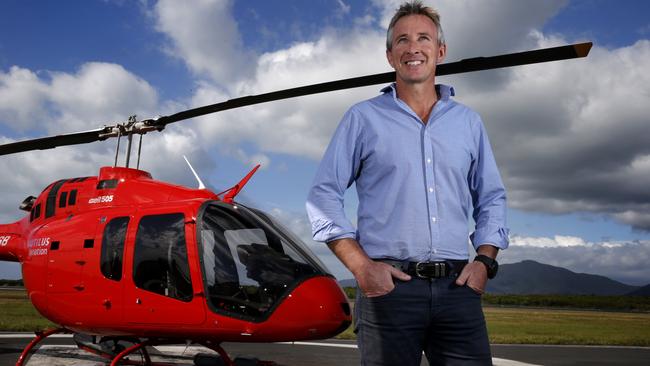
[405,60,424,66]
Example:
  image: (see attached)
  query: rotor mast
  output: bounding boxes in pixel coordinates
[105,115,164,168]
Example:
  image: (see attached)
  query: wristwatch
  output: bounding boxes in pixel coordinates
[474,255,498,279]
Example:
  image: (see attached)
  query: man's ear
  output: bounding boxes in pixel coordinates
[437,43,447,64]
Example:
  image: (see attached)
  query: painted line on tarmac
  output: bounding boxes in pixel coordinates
[277,341,358,349]
[0,333,72,338]
[494,343,650,350]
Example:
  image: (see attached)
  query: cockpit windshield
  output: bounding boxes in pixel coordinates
[198,201,328,321]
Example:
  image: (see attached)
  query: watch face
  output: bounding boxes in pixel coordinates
[489,262,498,278]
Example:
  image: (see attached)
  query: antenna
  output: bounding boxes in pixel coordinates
[183,155,206,189]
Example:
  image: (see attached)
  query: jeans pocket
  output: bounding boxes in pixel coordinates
[464,284,483,296]
[364,279,403,300]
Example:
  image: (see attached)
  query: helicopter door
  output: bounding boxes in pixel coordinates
[44,213,99,324]
[70,214,131,327]
[125,211,205,325]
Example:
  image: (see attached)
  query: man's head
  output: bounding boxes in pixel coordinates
[385,1,446,86]
[386,1,445,51]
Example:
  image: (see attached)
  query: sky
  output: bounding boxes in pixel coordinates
[1,0,649,285]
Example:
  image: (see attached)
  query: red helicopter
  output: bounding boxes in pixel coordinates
[0,42,591,366]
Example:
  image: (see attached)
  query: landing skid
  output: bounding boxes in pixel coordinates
[17,329,280,365]
[16,327,71,366]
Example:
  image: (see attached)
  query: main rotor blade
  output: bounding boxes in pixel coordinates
[0,42,591,156]
[155,42,592,127]
[0,128,109,156]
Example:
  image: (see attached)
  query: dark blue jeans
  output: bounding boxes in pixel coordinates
[354,277,491,366]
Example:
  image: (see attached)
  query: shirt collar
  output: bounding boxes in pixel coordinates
[380,83,456,100]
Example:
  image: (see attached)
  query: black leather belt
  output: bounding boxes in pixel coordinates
[377,259,468,279]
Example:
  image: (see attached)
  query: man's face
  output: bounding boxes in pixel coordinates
[386,14,446,86]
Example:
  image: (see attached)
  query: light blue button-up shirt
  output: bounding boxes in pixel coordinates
[306,84,509,261]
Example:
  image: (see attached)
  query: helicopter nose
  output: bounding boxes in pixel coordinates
[253,275,352,341]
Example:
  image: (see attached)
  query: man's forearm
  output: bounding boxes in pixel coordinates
[476,244,499,259]
[327,238,373,277]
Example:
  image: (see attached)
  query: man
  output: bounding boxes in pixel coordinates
[306,1,508,365]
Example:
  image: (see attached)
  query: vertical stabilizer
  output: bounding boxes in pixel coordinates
[0,223,24,262]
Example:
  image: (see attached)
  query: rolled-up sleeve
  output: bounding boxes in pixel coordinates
[468,118,510,250]
[306,109,363,243]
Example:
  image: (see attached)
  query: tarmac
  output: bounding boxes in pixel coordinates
[2,333,650,365]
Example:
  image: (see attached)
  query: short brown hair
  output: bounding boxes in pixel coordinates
[386,1,445,50]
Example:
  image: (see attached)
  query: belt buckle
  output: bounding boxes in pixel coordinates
[415,261,446,278]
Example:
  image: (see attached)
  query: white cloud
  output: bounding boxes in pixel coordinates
[48,63,159,132]
[175,28,389,161]
[457,37,650,230]
[0,63,158,134]
[153,0,254,85]
[0,66,49,132]
[510,235,587,248]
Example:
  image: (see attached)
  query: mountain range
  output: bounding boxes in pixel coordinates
[338,260,647,296]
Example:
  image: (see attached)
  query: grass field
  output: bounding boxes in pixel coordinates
[0,290,54,331]
[485,306,650,346]
[2,289,649,346]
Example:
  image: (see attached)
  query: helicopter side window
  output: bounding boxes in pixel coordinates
[31,203,42,222]
[68,189,78,205]
[97,179,118,189]
[45,180,67,218]
[59,191,68,208]
[133,213,192,302]
[100,217,129,281]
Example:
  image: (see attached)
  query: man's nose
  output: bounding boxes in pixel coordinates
[406,40,420,54]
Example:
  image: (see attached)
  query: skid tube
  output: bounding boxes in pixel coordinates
[78,336,279,365]
[109,339,153,366]
[75,337,153,365]
[16,327,70,366]
[200,340,279,366]
[18,330,279,366]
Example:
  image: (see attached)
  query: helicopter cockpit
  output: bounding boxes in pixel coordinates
[197,202,329,321]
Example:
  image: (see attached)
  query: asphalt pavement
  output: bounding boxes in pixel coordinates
[1,334,649,365]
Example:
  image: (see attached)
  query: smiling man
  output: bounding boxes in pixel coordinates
[306,1,508,365]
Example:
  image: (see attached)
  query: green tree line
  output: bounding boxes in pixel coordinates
[0,279,24,287]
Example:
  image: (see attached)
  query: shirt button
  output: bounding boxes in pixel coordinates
[426,158,432,164]
[431,216,437,222]
[428,187,434,193]
[433,249,437,254]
